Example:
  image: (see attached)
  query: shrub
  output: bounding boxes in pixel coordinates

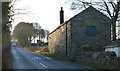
[38,46,49,52]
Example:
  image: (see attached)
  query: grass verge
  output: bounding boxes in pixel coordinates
[35,50,68,61]
[75,60,118,70]
[23,47,68,61]
[22,47,119,70]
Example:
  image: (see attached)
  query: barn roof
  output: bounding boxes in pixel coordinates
[48,20,70,36]
[48,6,110,36]
[105,40,120,48]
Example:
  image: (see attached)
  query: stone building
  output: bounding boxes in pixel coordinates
[48,6,111,60]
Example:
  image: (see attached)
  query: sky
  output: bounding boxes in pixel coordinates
[10,0,120,39]
[11,0,76,32]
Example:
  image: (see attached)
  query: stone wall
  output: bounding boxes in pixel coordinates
[75,51,120,67]
[70,6,111,52]
[48,21,71,56]
[48,6,113,66]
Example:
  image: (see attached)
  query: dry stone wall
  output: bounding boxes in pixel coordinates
[48,21,71,56]
[75,51,120,67]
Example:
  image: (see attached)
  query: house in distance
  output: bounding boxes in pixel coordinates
[48,6,111,60]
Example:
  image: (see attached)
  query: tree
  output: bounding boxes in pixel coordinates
[31,23,42,41]
[13,22,50,46]
[10,0,31,19]
[31,23,49,42]
[2,2,12,69]
[13,22,36,46]
[39,29,46,42]
[118,30,120,39]
[66,0,120,41]
[8,0,31,31]
[44,30,50,41]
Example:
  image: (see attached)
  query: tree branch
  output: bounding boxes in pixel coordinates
[103,0,113,19]
[109,2,116,10]
[114,1,120,22]
[97,7,107,12]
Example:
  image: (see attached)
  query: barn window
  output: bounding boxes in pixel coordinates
[87,26,96,36]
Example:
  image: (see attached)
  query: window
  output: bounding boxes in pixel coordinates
[87,26,96,36]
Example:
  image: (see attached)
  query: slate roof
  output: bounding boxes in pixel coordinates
[48,6,110,36]
[105,40,120,48]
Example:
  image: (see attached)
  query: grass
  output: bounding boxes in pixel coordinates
[23,47,36,52]
[39,51,119,70]
[23,47,68,61]
[75,60,119,71]
[23,47,119,70]
[35,50,69,61]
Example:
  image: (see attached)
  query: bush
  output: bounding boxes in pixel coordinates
[37,46,49,52]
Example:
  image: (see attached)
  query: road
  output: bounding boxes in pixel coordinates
[11,46,96,71]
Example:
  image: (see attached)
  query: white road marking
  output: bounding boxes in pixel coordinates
[36,57,48,60]
[46,57,51,59]
[32,58,37,61]
[39,62,48,68]
[32,56,51,60]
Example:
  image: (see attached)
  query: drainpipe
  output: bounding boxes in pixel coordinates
[66,22,68,56]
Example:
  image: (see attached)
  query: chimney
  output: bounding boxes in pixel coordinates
[60,7,64,24]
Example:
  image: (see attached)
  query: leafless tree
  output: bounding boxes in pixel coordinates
[66,0,120,41]
[9,0,31,29]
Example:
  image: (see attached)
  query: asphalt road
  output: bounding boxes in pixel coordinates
[11,46,96,71]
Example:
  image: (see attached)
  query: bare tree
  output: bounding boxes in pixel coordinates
[31,22,50,42]
[66,0,120,41]
[9,0,31,29]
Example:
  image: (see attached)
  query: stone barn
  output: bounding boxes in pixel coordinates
[48,6,111,60]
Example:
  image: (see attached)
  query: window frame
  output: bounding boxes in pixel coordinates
[86,26,96,36]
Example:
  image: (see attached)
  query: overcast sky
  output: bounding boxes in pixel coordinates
[11,0,76,32]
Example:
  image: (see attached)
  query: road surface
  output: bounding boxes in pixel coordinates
[11,46,96,71]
